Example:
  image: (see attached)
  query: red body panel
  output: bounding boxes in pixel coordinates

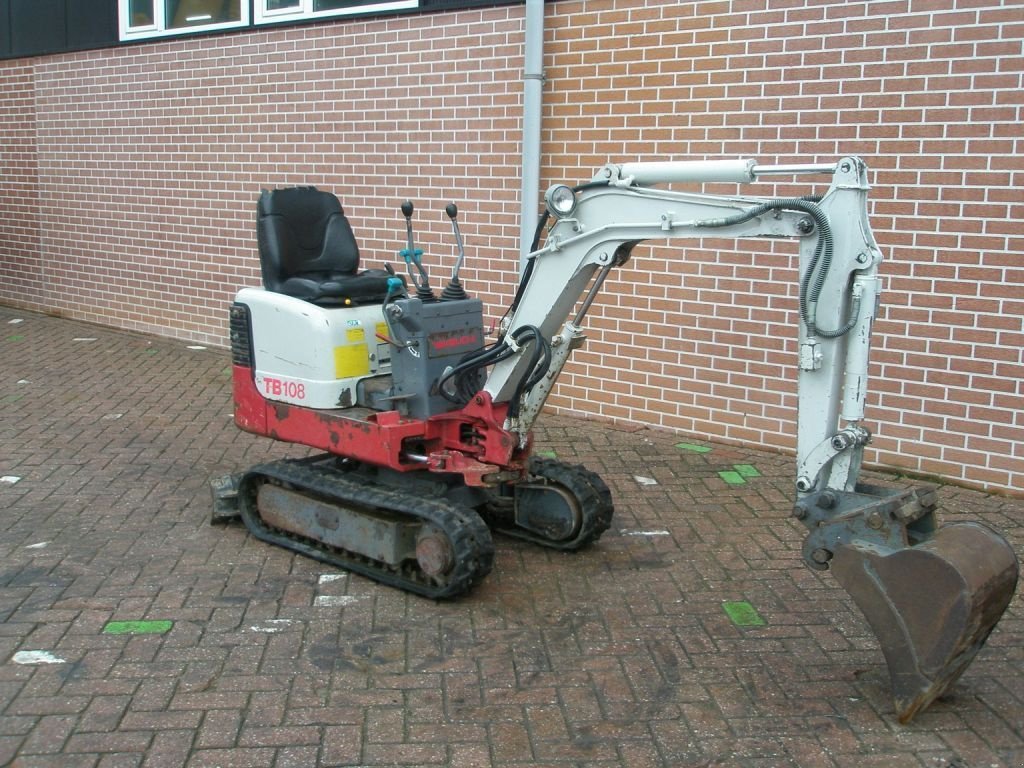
[232,364,528,485]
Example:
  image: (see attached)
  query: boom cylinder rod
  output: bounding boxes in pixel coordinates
[573,263,615,326]
[617,159,756,185]
[752,163,838,177]
[841,274,879,422]
[612,159,839,187]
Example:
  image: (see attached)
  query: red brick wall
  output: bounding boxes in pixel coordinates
[0,62,41,304]
[1,0,1021,493]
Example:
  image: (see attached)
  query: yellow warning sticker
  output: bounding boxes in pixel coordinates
[335,343,369,378]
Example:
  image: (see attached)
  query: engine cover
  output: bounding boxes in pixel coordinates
[235,287,390,409]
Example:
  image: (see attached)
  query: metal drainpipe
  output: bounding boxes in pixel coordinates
[519,0,544,271]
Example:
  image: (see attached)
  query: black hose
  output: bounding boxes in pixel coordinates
[436,341,515,404]
[506,325,551,419]
[505,180,611,331]
[435,325,552,419]
[695,196,858,338]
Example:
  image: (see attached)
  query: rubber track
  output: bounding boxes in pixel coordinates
[237,458,494,599]
[483,456,614,551]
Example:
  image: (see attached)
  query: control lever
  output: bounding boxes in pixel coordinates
[399,200,435,301]
[440,203,469,301]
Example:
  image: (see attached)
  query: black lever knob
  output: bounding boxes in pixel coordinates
[401,200,414,218]
[445,203,458,220]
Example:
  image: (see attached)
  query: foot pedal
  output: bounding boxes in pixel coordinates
[831,521,1019,722]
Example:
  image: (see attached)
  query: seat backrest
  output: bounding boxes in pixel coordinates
[256,187,361,292]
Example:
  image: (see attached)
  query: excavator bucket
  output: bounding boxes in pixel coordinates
[830,522,1019,723]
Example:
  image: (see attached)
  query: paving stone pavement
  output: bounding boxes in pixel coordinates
[1,305,1021,768]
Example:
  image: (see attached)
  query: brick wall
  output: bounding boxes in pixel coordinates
[0,62,41,304]
[1,0,1021,493]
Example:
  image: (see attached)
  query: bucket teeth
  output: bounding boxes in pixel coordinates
[831,522,1019,723]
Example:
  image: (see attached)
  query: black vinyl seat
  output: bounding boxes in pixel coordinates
[256,187,394,306]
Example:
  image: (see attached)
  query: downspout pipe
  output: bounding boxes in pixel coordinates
[519,0,544,271]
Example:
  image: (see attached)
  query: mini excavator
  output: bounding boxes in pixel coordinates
[213,157,1018,722]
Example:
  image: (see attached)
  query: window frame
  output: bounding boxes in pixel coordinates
[119,0,250,41]
[253,0,420,26]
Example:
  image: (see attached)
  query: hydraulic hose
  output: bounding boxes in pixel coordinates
[695,196,858,338]
[506,325,551,419]
[436,325,552,418]
[437,341,516,405]
[505,180,611,328]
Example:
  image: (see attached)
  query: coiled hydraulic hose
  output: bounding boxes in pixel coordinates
[695,196,859,339]
[436,325,551,418]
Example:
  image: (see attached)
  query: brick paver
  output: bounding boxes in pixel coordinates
[1,306,1021,767]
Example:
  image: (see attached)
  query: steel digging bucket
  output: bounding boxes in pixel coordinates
[831,522,1018,722]
[796,484,1019,723]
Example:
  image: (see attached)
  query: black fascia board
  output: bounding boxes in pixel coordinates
[0,0,525,61]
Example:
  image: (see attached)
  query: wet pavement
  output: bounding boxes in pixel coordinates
[1,305,1021,767]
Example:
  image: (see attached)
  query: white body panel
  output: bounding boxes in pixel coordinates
[236,287,390,409]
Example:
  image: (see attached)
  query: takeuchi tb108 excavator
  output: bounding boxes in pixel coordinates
[213,156,1019,722]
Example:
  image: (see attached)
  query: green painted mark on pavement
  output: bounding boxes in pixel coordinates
[6,335,25,342]
[535,449,558,458]
[718,465,761,484]
[103,620,173,635]
[722,601,766,627]
[675,442,711,454]
[718,470,746,485]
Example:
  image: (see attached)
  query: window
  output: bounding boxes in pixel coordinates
[119,0,421,42]
[254,0,419,25]
[120,0,249,40]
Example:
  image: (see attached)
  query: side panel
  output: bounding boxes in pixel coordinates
[238,287,391,410]
[232,359,522,483]
[232,365,267,436]
[232,361,422,467]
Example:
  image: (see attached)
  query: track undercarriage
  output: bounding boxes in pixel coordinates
[214,451,613,599]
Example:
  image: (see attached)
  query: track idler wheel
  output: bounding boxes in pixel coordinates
[831,522,1018,722]
[481,457,614,551]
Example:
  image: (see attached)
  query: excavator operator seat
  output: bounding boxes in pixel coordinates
[256,186,392,306]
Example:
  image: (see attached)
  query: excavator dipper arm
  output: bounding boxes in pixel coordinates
[480,156,1018,722]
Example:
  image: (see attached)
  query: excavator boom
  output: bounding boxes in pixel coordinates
[485,156,1020,721]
